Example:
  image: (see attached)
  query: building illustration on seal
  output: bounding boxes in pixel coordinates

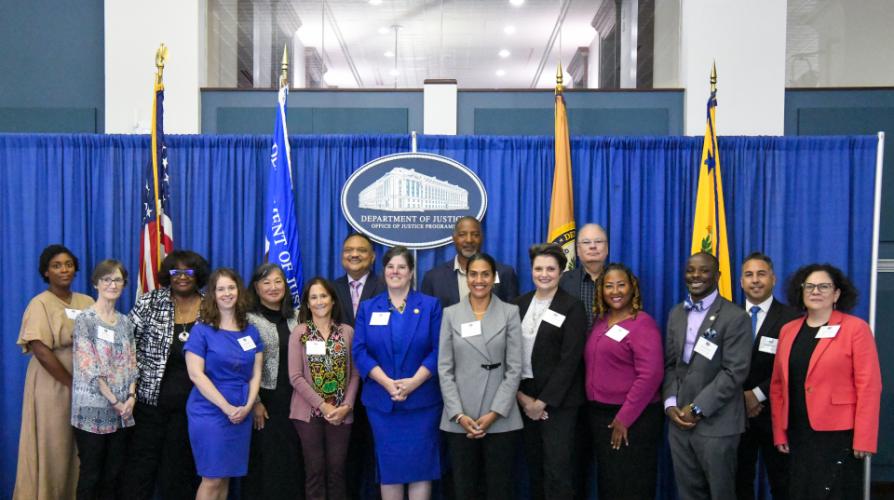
[358,167,469,211]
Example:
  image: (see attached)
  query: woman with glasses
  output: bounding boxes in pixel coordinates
[124,250,210,500]
[71,260,138,498]
[770,264,882,499]
[14,245,94,500]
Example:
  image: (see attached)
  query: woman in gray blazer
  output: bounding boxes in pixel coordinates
[438,253,523,500]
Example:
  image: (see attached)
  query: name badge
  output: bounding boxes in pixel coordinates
[237,336,257,351]
[65,308,82,320]
[815,325,840,339]
[541,309,566,328]
[494,272,501,284]
[461,320,482,338]
[694,337,718,361]
[758,336,778,354]
[96,325,115,343]
[370,311,390,326]
[306,340,326,355]
[604,325,630,342]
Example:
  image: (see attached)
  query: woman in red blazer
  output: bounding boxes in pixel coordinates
[770,263,882,500]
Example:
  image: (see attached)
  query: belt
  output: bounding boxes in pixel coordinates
[481,362,502,370]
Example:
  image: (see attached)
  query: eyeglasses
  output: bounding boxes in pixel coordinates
[579,239,607,247]
[802,282,835,294]
[169,269,195,277]
[100,277,125,286]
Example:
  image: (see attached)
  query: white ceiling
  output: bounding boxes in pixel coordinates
[291,0,601,89]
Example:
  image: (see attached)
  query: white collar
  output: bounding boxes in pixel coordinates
[745,295,774,313]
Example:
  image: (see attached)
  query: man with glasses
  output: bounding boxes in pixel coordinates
[735,253,800,500]
[559,223,609,328]
[333,233,386,327]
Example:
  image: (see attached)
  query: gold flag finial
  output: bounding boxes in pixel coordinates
[155,44,168,85]
[280,45,289,89]
[710,61,717,92]
[555,63,564,95]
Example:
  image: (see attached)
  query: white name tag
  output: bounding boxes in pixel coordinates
[816,325,840,339]
[461,320,482,338]
[604,325,630,342]
[694,337,718,361]
[494,272,501,284]
[541,309,566,328]
[306,340,326,355]
[96,326,115,343]
[370,311,390,326]
[237,336,257,351]
[65,308,82,320]
[758,336,779,354]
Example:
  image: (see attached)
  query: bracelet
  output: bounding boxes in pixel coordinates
[454,414,467,425]
[110,398,119,406]
[127,393,136,400]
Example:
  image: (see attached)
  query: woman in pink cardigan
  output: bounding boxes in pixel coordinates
[289,277,360,500]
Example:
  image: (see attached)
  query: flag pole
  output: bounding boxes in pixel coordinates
[280,44,289,89]
[152,44,167,271]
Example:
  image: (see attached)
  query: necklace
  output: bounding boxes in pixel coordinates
[175,322,193,342]
[388,296,407,313]
[174,295,200,324]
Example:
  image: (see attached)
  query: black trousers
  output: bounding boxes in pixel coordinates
[789,429,864,500]
[521,406,578,500]
[735,414,789,500]
[121,402,199,500]
[73,426,128,500]
[445,430,519,500]
[588,401,663,500]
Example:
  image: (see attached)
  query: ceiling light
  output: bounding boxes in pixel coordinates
[496,69,506,77]
[389,69,399,76]
[377,27,390,35]
[498,49,510,58]
[509,0,524,5]
[503,25,516,35]
[384,51,395,58]
[369,0,383,5]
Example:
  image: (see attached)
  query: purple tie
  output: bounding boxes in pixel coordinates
[350,280,362,315]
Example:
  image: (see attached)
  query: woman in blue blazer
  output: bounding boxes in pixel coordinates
[352,245,443,500]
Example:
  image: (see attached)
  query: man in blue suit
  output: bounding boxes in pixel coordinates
[420,216,518,308]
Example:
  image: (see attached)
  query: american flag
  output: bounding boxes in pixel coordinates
[137,82,174,294]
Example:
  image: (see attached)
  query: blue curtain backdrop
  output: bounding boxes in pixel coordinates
[0,133,878,498]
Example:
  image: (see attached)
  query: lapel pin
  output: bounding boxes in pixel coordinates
[413,308,420,314]
[709,315,716,322]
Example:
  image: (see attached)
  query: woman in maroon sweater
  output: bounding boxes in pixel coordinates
[583,263,664,500]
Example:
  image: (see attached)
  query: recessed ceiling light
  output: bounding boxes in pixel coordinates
[498,49,510,58]
[389,69,399,76]
[496,69,506,77]
[370,0,383,5]
[504,25,516,35]
[377,27,389,35]
[509,0,524,6]
[384,51,395,58]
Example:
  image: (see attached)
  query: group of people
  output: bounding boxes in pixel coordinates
[13,217,882,500]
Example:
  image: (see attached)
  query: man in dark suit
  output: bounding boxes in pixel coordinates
[331,232,386,499]
[663,252,752,500]
[332,233,386,327]
[558,223,608,328]
[735,252,801,500]
[421,216,518,308]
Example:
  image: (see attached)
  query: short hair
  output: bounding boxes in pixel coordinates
[529,243,567,270]
[741,251,774,272]
[785,263,858,312]
[383,245,414,271]
[246,263,295,319]
[38,244,79,283]
[91,259,129,287]
[343,232,375,248]
[453,216,481,233]
[465,252,497,274]
[594,263,643,319]
[200,268,250,330]
[297,277,342,325]
[688,251,719,272]
[158,250,210,289]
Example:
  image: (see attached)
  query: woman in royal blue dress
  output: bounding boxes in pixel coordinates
[352,245,443,500]
[184,268,263,500]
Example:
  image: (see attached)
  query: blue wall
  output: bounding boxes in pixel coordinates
[0,0,104,133]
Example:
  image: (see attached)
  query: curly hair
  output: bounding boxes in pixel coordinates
[785,263,858,312]
[200,268,250,330]
[38,244,79,283]
[158,250,211,289]
[594,263,643,320]
[297,277,342,325]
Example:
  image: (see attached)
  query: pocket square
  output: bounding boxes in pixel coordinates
[703,328,718,340]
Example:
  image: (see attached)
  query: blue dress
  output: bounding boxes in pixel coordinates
[184,322,263,478]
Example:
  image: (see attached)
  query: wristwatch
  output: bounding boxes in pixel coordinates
[688,403,703,418]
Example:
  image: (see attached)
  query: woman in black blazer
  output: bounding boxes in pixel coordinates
[513,243,588,500]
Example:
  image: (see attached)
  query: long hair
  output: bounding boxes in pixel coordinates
[200,268,250,330]
[594,263,643,320]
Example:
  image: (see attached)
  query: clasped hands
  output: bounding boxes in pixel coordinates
[457,411,499,439]
[665,404,700,430]
[382,376,422,402]
[112,396,135,420]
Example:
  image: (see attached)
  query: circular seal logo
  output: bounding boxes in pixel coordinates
[341,153,488,249]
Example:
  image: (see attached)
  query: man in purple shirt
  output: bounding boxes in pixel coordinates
[662,252,752,500]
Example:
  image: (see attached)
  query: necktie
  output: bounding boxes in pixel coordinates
[750,305,762,339]
[684,296,705,312]
[350,280,362,315]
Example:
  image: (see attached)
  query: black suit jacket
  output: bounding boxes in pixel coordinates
[513,288,587,409]
[420,258,519,309]
[743,297,801,426]
[332,273,387,327]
